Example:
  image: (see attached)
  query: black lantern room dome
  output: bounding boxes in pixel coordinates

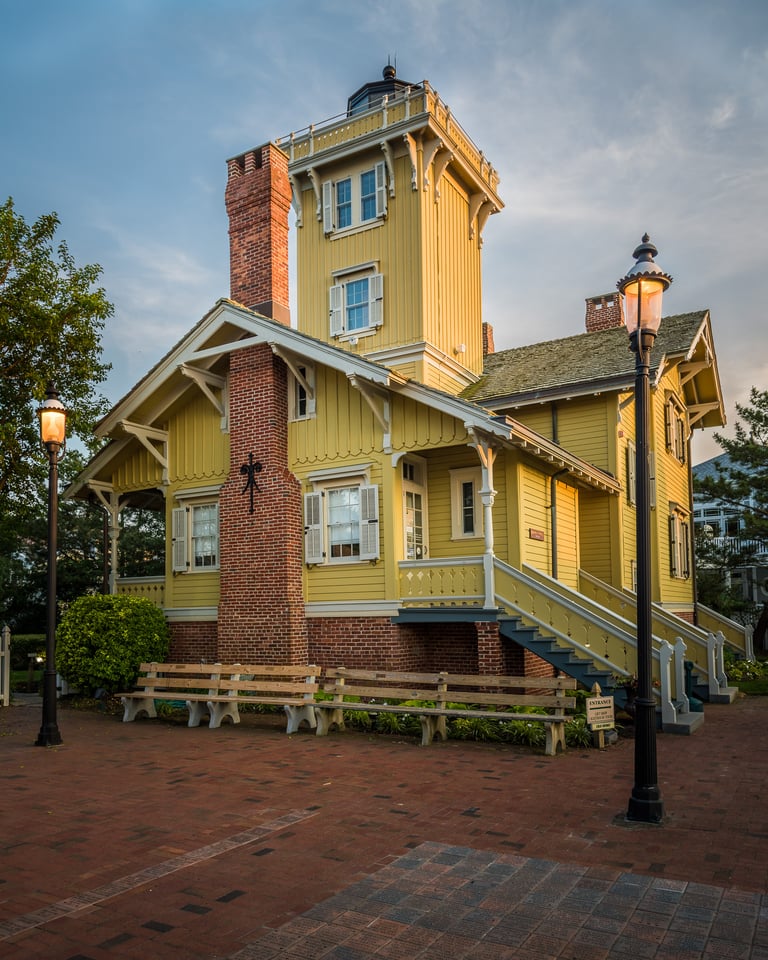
[347,63,419,116]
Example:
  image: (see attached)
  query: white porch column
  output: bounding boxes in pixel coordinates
[469,430,497,609]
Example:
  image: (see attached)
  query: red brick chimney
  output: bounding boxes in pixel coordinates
[225,143,291,324]
[482,321,495,357]
[585,293,623,333]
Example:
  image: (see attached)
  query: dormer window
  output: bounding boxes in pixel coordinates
[323,162,387,234]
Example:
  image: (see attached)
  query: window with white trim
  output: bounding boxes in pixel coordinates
[669,507,691,579]
[322,161,387,234]
[450,467,484,540]
[304,482,379,564]
[665,395,688,463]
[402,456,428,560]
[329,266,383,338]
[172,501,219,573]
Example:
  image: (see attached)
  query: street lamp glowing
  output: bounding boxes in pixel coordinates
[618,234,672,825]
[37,383,67,451]
[34,381,67,747]
[617,234,672,340]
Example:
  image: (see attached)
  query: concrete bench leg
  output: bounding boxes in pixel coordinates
[186,700,211,728]
[206,700,240,729]
[419,715,448,746]
[121,696,156,723]
[285,704,317,734]
[545,722,566,756]
[315,707,345,736]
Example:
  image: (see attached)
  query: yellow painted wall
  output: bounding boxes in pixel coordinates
[554,480,579,589]
[293,139,485,391]
[168,392,228,482]
[651,368,695,606]
[579,491,615,583]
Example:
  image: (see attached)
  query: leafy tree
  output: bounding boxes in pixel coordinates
[694,528,756,623]
[0,197,113,517]
[695,387,768,543]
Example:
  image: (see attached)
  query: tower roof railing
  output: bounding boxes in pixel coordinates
[275,80,500,195]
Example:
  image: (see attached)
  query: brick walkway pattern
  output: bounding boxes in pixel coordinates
[1,694,767,959]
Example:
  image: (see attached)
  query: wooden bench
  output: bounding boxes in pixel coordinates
[314,668,575,755]
[119,662,320,733]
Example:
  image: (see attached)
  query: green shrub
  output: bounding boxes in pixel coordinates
[726,657,768,681]
[565,717,594,748]
[56,595,170,695]
[449,716,501,741]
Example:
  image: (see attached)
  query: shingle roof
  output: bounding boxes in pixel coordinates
[463,311,709,405]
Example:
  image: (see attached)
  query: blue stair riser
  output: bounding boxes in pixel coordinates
[499,618,628,706]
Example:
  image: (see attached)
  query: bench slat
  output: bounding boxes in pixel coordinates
[446,673,572,690]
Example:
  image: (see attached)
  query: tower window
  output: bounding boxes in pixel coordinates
[329,268,384,338]
[323,161,387,233]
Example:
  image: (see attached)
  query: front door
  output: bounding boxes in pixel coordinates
[402,457,428,560]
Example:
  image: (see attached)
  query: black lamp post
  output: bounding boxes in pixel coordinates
[617,235,672,824]
[34,382,67,747]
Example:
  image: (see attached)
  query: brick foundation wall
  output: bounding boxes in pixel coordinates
[308,617,482,673]
[307,617,556,677]
[168,621,218,662]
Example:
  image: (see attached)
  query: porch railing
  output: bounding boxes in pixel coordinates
[399,557,485,606]
[116,577,165,608]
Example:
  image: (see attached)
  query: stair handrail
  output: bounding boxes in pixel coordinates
[494,560,689,723]
[494,559,649,682]
[697,603,752,660]
[578,569,714,683]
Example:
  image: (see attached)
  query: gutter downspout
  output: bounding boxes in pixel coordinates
[550,469,569,580]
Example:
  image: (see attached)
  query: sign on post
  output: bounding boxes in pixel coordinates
[586,695,615,731]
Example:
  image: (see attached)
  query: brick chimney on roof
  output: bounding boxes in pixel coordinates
[225,142,291,324]
[482,321,495,357]
[585,293,623,333]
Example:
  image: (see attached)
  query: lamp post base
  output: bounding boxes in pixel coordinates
[626,791,664,824]
[35,723,63,747]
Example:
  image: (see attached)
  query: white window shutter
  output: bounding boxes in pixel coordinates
[322,181,334,234]
[329,283,344,336]
[359,484,380,560]
[172,507,188,572]
[304,492,324,564]
[669,515,678,577]
[369,273,384,327]
[375,161,387,217]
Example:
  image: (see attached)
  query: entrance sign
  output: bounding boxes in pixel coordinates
[586,695,615,730]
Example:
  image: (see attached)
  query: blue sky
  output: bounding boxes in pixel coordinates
[2,0,767,463]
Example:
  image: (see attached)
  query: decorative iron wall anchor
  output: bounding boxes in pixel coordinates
[240,453,262,513]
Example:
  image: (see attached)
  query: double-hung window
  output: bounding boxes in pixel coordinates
[665,395,688,463]
[449,467,484,540]
[172,496,220,573]
[304,481,380,564]
[669,507,691,579]
[323,162,387,234]
[329,264,383,338]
